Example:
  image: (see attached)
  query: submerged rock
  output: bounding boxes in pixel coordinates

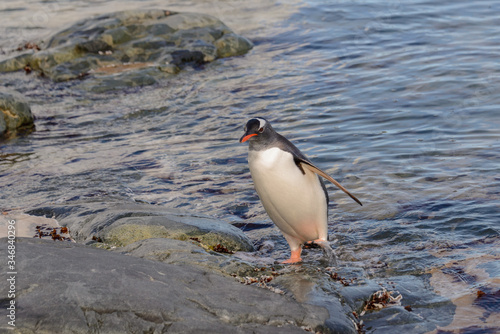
[28,202,255,253]
[0,90,34,136]
[0,10,253,90]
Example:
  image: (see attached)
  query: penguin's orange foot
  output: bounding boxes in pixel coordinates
[281,249,302,264]
[281,257,302,264]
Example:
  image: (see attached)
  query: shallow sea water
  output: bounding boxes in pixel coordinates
[1,0,499,332]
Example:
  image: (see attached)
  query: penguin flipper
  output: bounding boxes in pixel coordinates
[298,160,363,206]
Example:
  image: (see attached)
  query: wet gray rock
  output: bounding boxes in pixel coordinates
[0,90,34,136]
[272,270,359,334]
[359,274,457,333]
[0,9,253,91]
[0,238,329,333]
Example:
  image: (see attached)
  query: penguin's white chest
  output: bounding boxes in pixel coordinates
[248,148,328,243]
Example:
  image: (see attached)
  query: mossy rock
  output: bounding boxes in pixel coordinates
[116,238,258,277]
[101,214,254,253]
[0,9,253,87]
[0,90,34,136]
[105,224,172,247]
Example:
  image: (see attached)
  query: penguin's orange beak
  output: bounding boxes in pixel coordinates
[240,133,257,143]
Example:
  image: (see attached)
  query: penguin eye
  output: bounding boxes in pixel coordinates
[258,127,264,133]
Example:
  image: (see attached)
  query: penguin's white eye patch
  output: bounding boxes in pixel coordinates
[257,117,267,129]
[258,127,264,133]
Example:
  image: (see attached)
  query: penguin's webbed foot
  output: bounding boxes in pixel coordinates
[281,249,302,264]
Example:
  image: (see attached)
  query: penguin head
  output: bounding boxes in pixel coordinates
[239,117,274,144]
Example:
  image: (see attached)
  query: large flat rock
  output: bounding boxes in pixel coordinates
[0,238,329,333]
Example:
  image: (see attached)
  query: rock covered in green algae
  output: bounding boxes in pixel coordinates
[116,238,257,277]
[0,9,253,87]
[28,202,255,253]
[0,90,34,136]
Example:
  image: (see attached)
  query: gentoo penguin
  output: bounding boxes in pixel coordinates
[240,117,362,264]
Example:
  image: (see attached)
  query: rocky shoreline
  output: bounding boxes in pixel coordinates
[1,201,362,333]
[1,198,462,333]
